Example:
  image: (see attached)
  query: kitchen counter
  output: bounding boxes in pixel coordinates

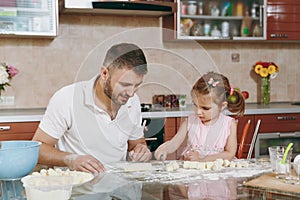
[1,102,300,122]
[1,160,299,200]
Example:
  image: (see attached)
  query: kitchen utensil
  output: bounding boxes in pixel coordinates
[0,141,41,180]
[247,119,261,159]
[281,143,294,164]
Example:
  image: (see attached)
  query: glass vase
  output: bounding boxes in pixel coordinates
[261,77,270,105]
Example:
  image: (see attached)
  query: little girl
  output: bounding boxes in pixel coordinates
[155,71,245,162]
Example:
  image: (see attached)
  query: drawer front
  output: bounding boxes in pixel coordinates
[0,122,39,141]
[255,114,300,133]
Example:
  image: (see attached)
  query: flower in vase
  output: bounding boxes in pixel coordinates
[253,61,279,105]
[253,61,279,79]
[0,63,19,95]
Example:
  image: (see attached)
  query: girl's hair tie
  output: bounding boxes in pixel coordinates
[230,87,234,95]
[207,77,220,88]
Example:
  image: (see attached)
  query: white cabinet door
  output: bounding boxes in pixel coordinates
[0,0,58,37]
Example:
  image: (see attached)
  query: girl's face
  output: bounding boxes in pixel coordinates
[192,92,226,125]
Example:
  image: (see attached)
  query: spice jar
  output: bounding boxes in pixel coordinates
[187,1,197,15]
[181,2,187,15]
[198,2,203,15]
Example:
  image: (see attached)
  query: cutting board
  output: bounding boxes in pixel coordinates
[244,173,300,195]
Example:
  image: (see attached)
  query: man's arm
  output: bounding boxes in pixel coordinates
[32,127,69,166]
[32,127,105,173]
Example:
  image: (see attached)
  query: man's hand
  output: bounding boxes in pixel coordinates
[63,154,105,173]
[129,143,152,162]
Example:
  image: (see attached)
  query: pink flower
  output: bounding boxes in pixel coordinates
[8,65,19,77]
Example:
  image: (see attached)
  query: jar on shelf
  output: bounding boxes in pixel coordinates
[221,21,229,37]
[203,22,211,36]
[181,2,187,15]
[210,5,220,16]
[187,1,197,15]
[198,2,203,15]
[211,25,221,37]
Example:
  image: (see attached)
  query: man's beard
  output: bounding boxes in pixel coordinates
[103,76,124,106]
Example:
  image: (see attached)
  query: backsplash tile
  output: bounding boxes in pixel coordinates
[0,15,299,108]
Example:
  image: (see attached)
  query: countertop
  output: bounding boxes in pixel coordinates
[1,160,299,200]
[1,102,300,122]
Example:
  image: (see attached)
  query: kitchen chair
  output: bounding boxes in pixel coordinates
[236,120,251,159]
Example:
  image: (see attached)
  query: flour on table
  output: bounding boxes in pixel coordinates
[122,163,154,172]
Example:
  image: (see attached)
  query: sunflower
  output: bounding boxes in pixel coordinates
[259,67,269,77]
[254,64,262,74]
[253,61,279,78]
[267,64,277,75]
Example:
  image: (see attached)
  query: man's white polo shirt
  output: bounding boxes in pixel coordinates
[39,76,144,164]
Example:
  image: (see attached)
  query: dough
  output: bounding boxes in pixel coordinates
[205,162,214,170]
[211,164,222,171]
[166,161,179,172]
[223,159,231,167]
[122,163,154,172]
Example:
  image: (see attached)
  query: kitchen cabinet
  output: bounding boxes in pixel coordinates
[62,0,176,17]
[267,0,300,40]
[0,0,58,37]
[164,117,187,160]
[0,121,39,141]
[239,113,300,158]
[163,0,266,41]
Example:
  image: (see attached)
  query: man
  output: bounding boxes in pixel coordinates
[33,43,152,173]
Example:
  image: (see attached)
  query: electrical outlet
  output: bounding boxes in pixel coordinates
[0,96,15,106]
[231,53,240,63]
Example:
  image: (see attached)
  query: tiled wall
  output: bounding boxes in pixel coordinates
[0,14,299,108]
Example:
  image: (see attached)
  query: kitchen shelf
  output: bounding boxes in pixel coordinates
[181,14,259,21]
[163,0,267,41]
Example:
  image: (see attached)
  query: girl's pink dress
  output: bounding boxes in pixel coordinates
[182,113,234,157]
[183,113,236,200]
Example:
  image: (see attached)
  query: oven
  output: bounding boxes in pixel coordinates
[255,132,300,159]
[142,118,164,156]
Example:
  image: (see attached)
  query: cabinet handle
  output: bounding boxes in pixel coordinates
[0,126,11,131]
[270,33,289,38]
[277,116,297,121]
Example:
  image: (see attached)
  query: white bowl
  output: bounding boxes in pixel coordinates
[21,176,73,200]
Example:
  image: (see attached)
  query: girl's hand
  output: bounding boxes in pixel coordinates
[154,142,169,161]
[184,150,201,161]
